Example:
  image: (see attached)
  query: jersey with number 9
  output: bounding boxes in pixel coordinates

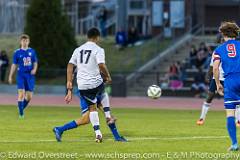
[213,39,240,78]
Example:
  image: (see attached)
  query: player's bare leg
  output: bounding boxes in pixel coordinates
[17,89,25,118]
[75,112,90,125]
[23,91,33,110]
[197,91,214,125]
[53,111,90,142]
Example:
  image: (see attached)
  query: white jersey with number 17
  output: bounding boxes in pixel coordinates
[69,41,105,90]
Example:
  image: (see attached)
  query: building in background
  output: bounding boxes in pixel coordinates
[193,0,240,33]
[0,0,27,34]
[1,0,240,35]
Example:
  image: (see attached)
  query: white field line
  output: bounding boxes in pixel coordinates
[0,136,228,143]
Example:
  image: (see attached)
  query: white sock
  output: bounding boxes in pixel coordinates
[101,93,111,118]
[104,110,111,119]
[89,111,102,137]
[235,105,240,122]
[200,102,211,120]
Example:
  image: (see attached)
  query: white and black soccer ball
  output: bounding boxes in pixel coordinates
[147,85,162,99]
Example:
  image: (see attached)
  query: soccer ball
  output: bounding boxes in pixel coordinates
[147,85,162,99]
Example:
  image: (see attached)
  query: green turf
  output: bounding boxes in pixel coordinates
[0,105,239,160]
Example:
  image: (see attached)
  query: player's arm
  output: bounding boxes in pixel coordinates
[31,62,38,75]
[9,51,18,84]
[207,54,214,82]
[8,64,17,84]
[213,54,223,95]
[66,63,74,89]
[206,66,213,82]
[99,63,112,84]
[31,51,38,75]
[65,63,74,104]
[97,48,112,84]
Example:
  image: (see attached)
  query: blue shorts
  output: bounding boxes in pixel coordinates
[224,74,240,109]
[78,83,104,114]
[209,79,224,93]
[17,73,35,92]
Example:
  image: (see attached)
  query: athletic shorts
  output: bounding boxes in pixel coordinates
[209,79,224,93]
[224,74,240,109]
[17,73,35,92]
[78,83,104,114]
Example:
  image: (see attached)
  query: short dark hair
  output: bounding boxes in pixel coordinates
[20,34,30,40]
[219,21,240,38]
[87,28,100,39]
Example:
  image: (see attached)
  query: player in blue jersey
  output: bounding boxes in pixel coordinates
[8,34,38,118]
[213,21,240,151]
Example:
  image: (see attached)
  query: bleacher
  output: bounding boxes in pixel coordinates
[127,35,218,97]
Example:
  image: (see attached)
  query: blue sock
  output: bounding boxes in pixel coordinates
[93,125,100,130]
[58,121,78,133]
[103,107,110,112]
[18,101,24,116]
[227,116,238,145]
[108,123,121,139]
[23,99,29,110]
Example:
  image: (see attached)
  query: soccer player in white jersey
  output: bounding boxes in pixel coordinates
[197,54,240,125]
[53,28,111,143]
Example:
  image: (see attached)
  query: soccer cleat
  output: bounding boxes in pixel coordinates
[228,144,239,151]
[196,119,204,125]
[53,127,62,142]
[115,136,128,142]
[106,116,117,125]
[19,115,24,119]
[95,135,103,143]
[236,121,240,127]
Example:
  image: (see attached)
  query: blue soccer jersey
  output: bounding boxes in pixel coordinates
[13,48,38,73]
[213,39,240,108]
[214,40,240,77]
[13,48,38,91]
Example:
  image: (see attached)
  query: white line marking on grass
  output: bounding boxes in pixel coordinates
[0,136,229,143]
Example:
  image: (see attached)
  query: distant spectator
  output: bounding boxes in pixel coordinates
[189,45,197,68]
[203,46,212,69]
[178,60,187,81]
[0,50,9,82]
[195,50,207,69]
[115,28,127,49]
[168,61,180,78]
[169,78,183,90]
[191,68,207,97]
[127,26,139,46]
[198,42,208,53]
[168,61,183,90]
[159,73,169,89]
[97,6,107,37]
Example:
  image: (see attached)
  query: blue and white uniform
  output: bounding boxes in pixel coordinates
[214,39,240,109]
[13,48,37,91]
[69,41,105,114]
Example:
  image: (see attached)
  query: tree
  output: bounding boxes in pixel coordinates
[24,0,77,69]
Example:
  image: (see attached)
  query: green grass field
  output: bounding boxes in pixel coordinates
[0,35,170,74]
[0,105,239,160]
